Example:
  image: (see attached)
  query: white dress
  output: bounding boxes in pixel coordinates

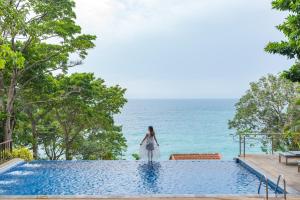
[139,133,160,160]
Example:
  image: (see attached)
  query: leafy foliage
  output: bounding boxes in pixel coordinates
[0,0,96,141]
[4,147,33,161]
[0,0,128,160]
[132,153,140,160]
[12,147,33,161]
[283,87,300,149]
[229,74,297,134]
[265,0,300,82]
[265,0,300,150]
[47,73,127,160]
[281,63,300,82]
[79,130,127,160]
[228,74,297,151]
[13,73,127,160]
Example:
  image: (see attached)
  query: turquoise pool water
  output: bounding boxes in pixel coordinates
[0,160,277,195]
[115,99,261,160]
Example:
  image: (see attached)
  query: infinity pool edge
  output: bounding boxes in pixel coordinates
[0,159,291,197]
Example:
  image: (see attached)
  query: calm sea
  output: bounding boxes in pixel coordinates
[115,99,242,160]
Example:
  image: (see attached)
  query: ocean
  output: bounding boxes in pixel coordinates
[115,99,244,160]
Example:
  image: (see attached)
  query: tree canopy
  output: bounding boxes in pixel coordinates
[229,74,297,135]
[228,74,298,151]
[0,0,96,142]
[265,0,300,82]
[0,0,128,160]
[230,0,300,153]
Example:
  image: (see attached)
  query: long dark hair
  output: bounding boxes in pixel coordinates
[148,126,155,137]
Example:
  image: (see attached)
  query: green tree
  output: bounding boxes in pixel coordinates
[265,0,300,150]
[0,1,128,161]
[283,87,300,150]
[38,119,65,160]
[47,73,127,160]
[265,0,300,82]
[12,75,52,158]
[0,0,96,141]
[14,73,127,160]
[79,129,127,160]
[229,74,297,151]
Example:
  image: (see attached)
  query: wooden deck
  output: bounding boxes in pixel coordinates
[239,154,300,194]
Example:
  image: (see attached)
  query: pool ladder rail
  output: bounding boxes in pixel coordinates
[258,175,268,200]
[257,174,287,200]
[275,174,287,200]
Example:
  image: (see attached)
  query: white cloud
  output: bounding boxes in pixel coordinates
[74,0,244,42]
[72,0,291,98]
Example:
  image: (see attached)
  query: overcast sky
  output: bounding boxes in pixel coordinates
[72,0,293,99]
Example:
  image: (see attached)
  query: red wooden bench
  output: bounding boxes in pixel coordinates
[169,153,221,160]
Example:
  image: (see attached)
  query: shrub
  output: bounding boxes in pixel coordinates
[3,150,12,160]
[10,147,33,161]
[132,153,140,160]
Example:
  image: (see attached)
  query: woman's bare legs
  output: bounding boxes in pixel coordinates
[150,150,153,163]
[147,150,150,162]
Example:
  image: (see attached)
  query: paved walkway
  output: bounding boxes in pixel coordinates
[0,158,23,173]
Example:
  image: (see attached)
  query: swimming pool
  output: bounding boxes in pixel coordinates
[0,160,278,196]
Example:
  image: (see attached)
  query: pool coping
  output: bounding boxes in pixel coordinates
[0,158,25,174]
[0,159,298,199]
[0,194,288,199]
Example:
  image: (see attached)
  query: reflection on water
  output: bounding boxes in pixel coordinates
[7,171,33,176]
[138,162,161,193]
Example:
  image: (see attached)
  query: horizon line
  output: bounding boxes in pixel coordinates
[126,98,239,100]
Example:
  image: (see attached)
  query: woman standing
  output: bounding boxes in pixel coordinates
[140,126,160,162]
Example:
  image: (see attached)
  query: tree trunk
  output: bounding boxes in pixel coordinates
[4,69,17,141]
[0,71,4,111]
[65,142,71,160]
[31,119,38,159]
[0,71,5,142]
[64,131,72,160]
[57,111,72,160]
